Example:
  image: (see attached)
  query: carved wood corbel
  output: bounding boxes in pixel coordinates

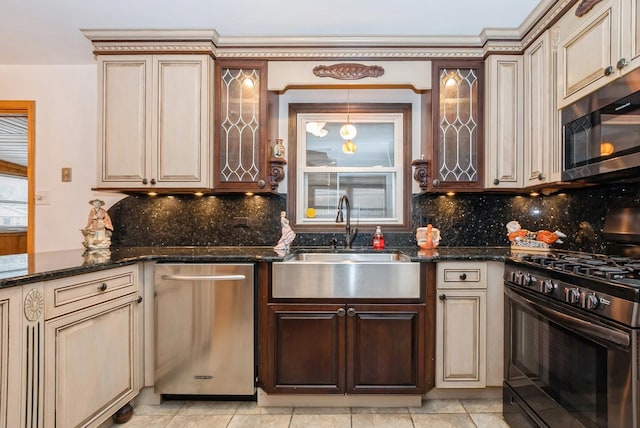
[411,158,430,192]
[575,0,604,17]
[268,158,287,191]
[312,63,385,80]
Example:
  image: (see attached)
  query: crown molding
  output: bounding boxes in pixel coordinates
[82,29,219,55]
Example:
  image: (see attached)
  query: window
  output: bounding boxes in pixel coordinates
[0,174,27,230]
[288,103,411,232]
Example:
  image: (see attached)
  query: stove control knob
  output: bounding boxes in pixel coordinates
[582,293,600,310]
[565,288,581,304]
[540,279,556,294]
[522,273,534,287]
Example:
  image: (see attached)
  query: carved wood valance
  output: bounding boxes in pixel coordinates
[312,63,385,80]
[575,0,604,17]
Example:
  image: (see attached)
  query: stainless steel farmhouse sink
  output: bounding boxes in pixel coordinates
[272,250,420,299]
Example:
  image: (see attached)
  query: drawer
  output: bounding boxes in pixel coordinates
[437,262,486,289]
[45,265,139,319]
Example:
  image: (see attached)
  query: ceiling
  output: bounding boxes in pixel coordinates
[1,0,542,65]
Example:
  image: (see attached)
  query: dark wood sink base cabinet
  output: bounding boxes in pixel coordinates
[257,263,435,395]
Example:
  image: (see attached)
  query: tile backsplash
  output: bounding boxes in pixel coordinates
[108,184,640,251]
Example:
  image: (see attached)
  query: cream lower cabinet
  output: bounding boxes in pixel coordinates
[43,265,142,428]
[435,261,503,388]
[0,286,21,428]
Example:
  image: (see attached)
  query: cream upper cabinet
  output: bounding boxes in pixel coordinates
[556,0,640,108]
[435,261,503,389]
[524,31,563,186]
[484,55,524,189]
[97,54,213,190]
[0,286,21,428]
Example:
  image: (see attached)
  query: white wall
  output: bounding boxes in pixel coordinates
[0,65,124,252]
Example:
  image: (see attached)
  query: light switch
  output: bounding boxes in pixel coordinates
[61,167,72,182]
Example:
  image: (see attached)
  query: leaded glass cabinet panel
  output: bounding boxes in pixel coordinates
[214,60,269,191]
[431,61,484,191]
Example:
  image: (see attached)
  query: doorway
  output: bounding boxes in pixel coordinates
[0,101,35,254]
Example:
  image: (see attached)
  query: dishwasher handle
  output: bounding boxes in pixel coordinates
[160,274,247,281]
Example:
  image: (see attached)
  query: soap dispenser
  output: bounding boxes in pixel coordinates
[373,226,385,250]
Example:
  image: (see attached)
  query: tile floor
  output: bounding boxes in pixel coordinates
[112,398,511,427]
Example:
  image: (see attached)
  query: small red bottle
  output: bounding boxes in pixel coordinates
[373,226,385,250]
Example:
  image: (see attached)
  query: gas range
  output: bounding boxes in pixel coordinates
[505,251,640,327]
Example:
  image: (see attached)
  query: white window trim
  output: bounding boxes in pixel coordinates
[295,112,404,226]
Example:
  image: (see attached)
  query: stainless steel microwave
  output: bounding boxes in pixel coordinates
[562,68,640,182]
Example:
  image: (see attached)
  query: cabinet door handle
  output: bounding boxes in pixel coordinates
[432,179,440,187]
[604,65,614,76]
[459,273,467,280]
[347,307,356,317]
[142,178,148,185]
[150,178,157,185]
[97,283,107,292]
[538,173,544,181]
[257,179,266,188]
[617,58,629,70]
[136,295,143,304]
[336,308,346,317]
[493,178,500,185]
[439,294,447,301]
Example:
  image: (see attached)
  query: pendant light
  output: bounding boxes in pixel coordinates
[340,89,357,154]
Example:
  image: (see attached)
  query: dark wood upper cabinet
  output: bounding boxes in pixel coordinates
[214,60,274,192]
[427,61,484,191]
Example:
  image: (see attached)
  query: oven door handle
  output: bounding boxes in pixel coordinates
[505,286,630,348]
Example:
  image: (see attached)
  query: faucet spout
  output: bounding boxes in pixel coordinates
[336,194,358,249]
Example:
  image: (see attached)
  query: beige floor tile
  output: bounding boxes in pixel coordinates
[134,401,185,416]
[113,415,172,428]
[351,406,409,414]
[289,414,352,428]
[227,414,292,428]
[469,412,512,428]
[352,413,413,428]
[177,400,241,415]
[409,399,466,414]
[411,413,476,428]
[235,401,293,415]
[164,414,232,428]
[293,406,351,414]
[461,398,503,413]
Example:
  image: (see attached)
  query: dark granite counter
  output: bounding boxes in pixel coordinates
[0,246,510,288]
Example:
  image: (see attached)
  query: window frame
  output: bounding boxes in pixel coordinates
[287,103,412,233]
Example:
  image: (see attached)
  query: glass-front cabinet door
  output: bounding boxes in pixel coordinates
[214,60,269,192]
[431,61,484,191]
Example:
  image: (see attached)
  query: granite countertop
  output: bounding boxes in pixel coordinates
[0,246,511,288]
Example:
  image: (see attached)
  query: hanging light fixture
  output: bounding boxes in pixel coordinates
[340,89,357,150]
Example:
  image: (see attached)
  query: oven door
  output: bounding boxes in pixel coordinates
[504,284,636,428]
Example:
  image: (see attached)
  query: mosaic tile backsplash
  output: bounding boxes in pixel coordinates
[109,184,640,252]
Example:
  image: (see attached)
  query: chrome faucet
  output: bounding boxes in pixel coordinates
[336,194,358,249]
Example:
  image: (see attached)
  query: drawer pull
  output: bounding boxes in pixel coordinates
[459,273,467,280]
[97,283,108,292]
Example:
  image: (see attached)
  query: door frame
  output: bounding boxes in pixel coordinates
[0,100,35,253]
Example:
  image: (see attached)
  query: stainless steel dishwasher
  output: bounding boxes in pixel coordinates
[154,263,255,395]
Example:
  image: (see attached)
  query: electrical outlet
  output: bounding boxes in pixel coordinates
[233,217,249,227]
[35,191,50,205]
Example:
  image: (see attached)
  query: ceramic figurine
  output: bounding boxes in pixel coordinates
[81,199,114,251]
[274,211,296,253]
[506,220,566,250]
[416,224,441,249]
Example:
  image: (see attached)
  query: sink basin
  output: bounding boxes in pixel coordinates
[283,251,411,263]
[273,250,420,299]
